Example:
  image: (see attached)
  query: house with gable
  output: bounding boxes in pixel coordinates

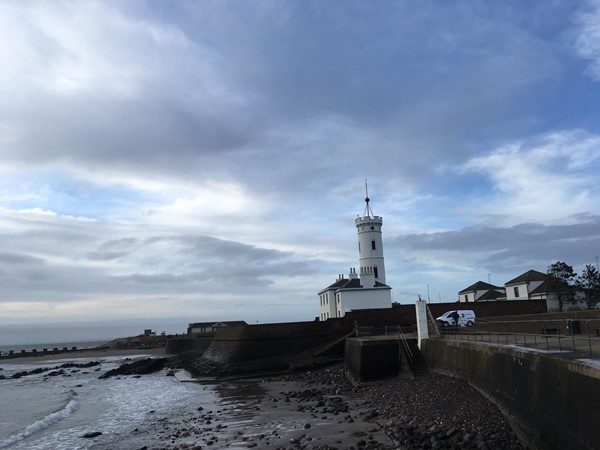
[504,269,565,301]
[187,321,247,335]
[458,281,505,303]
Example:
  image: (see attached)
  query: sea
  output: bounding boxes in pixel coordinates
[0,340,222,449]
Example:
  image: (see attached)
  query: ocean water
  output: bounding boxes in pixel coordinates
[0,352,219,449]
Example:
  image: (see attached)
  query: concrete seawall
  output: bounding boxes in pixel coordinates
[202,320,348,364]
[421,339,600,450]
[165,337,213,355]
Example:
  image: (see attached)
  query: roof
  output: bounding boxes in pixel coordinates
[459,281,503,294]
[505,269,550,285]
[529,278,569,295]
[476,290,505,301]
[188,321,247,328]
[318,277,391,294]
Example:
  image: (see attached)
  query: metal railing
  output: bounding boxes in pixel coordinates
[355,325,416,337]
[440,318,600,357]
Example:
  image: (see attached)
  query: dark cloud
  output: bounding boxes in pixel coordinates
[0,1,598,328]
[0,0,576,195]
[390,215,600,273]
[88,238,142,260]
[0,252,45,265]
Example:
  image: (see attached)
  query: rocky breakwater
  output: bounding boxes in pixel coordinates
[96,335,168,351]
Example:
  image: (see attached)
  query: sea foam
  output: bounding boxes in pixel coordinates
[0,399,78,448]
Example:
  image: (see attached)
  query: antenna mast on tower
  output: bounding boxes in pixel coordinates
[363,179,374,218]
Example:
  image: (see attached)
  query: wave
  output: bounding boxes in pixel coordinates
[0,399,78,448]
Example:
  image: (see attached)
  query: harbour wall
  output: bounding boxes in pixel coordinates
[345,300,547,327]
[421,338,600,450]
[165,337,213,355]
[202,320,349,364]
[167,300,548,364]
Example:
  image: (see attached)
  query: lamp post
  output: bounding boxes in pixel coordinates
[427,284,430,303]
[596,256,599,271]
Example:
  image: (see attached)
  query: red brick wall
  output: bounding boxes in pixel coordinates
[342,300,548,327]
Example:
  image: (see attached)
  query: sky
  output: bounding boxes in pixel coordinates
[1,0,600,342]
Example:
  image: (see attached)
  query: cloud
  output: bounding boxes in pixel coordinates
[389,214,600,277]
[0,252,45,265]
[573,0,600,80]
[88,238,142,261]
[0,0,568,195]
[457,130,600,224]
[0,1,599,329]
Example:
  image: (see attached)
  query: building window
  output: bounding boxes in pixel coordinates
[358,242,361,252]
[374,266,378,278]
[371,240,376,250]
[514,287,519,298]
[464,295,468,302]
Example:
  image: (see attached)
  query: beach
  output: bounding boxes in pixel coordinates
[1,347,525,449]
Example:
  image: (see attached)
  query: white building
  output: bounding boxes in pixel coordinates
[458,281,505,302]
[318,187,392,320]
[504,270,558,300]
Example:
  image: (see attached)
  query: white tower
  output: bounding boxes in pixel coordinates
[317,181,392,321]
[355,182,386,287]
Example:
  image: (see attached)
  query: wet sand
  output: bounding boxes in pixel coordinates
[2,351,524,449]
[90,364,525,450]
[92,374,391,450]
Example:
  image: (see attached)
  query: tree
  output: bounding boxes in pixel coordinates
[576,264,600,290]
[575,265,600,308]
[547,261,577,285]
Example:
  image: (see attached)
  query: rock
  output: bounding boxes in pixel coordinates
[99,358,168,379]
[81,431,102,438]
[428,424,440,434]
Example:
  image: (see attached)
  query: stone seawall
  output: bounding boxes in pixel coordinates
[202,320,348,364]
[421,339,600,450]
[165,337,213,355]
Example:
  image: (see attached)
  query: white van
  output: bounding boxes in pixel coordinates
[436,310,476,327]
